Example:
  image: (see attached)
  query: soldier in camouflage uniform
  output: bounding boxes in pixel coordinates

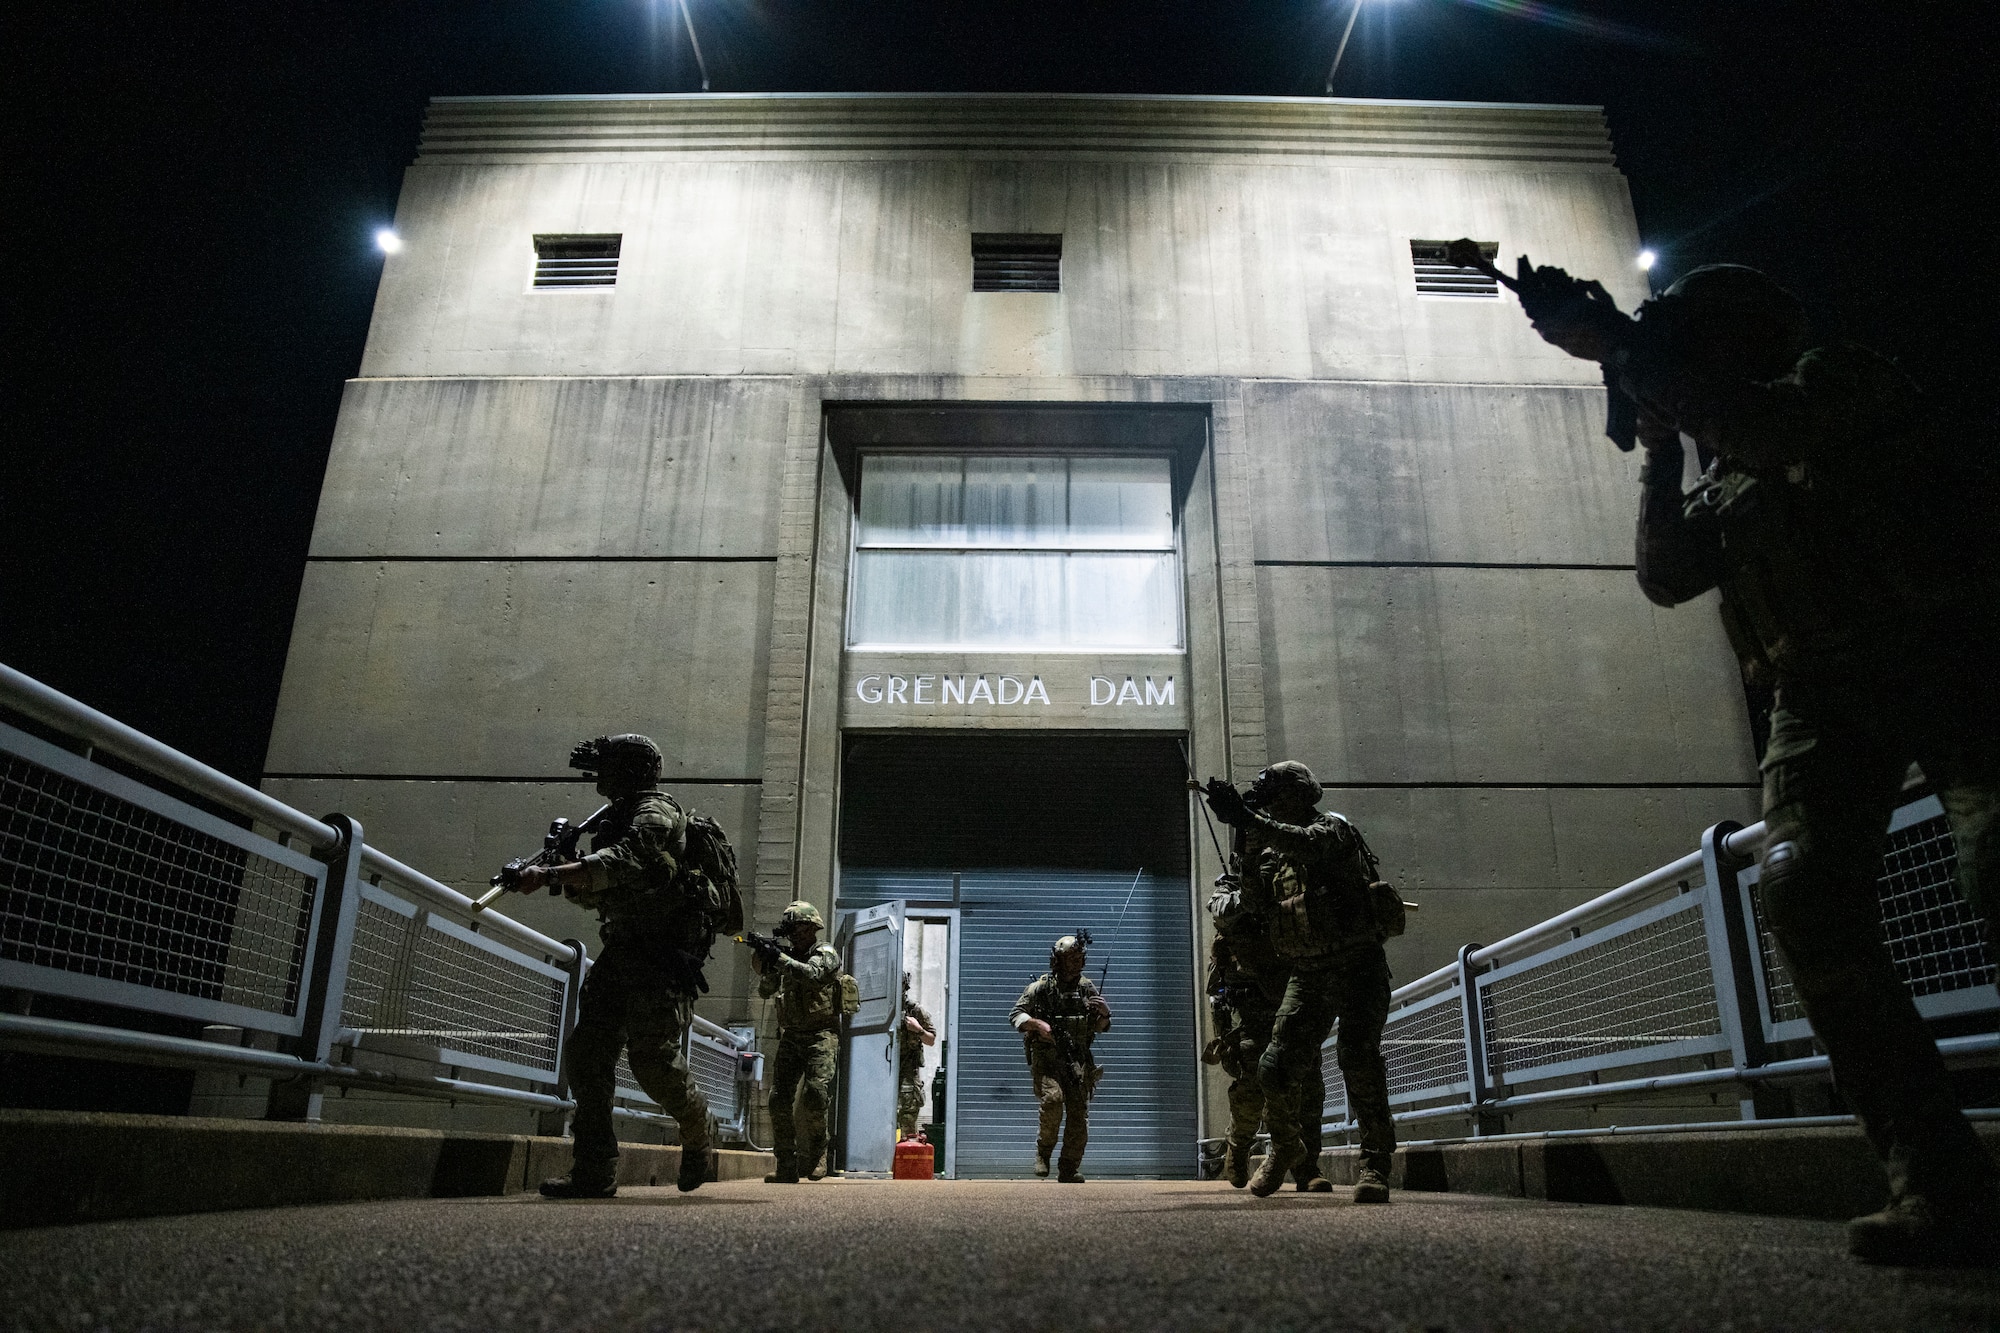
[1010,935,1112,1182]
[898,973,938,1140]
[1510,257,1999,1265]
[1202,762,1395,1202]
[754,900,843,1183]
[508,734,712,1198]
[1206,879,1331,1192]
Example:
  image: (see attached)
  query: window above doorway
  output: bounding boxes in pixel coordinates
[848,454,1181,651]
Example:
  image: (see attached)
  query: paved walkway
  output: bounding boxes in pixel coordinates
[5,1179,1998,1332]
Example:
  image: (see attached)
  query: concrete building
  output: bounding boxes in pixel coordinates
[261,92,1759,1175]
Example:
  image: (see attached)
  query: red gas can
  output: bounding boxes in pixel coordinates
[892,1133,935,1180]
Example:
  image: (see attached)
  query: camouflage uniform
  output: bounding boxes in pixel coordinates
[1205,765,1396,1199]
[898,997,937,1138]
[759,936,843,1179]
[1010,970,1108,1178]
[1623,296,2000,1245]
[1207,888,1325,1187]
[563,788,712,1186]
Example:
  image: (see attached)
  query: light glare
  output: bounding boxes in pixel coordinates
[376,229,403,255]
[1637,249,1657,271]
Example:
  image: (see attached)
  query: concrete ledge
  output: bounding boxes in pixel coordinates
[1324,1123,2000,1220]
[0,1110,774,1228]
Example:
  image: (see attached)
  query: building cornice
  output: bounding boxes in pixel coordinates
[418,92,1616,170]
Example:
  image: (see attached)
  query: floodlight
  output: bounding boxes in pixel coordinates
[376,229,403,255]
[1637,249,1657,271]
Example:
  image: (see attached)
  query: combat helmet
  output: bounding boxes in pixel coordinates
[777,900,825,935]
[1050,930,1091,971]
[569,734,663,790]
[1248,760,1322,809]
[1646,264,1810,381]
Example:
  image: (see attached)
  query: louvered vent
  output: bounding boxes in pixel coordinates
[1411,239,1500,298]
[532,233,621,289]
[972,234,1061,293]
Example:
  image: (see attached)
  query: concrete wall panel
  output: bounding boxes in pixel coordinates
[310,378,792,558]
[1244,381,1633,565]
[266,560,772,779]
[361,159,1641,384]
[1258,565,1756,786]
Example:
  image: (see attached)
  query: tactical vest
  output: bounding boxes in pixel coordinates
[1686,346,1971,684]
[1024,975,1101,1070]
[590,793,700,951]
[773,944,844,1034]
[1257,816,1379,960]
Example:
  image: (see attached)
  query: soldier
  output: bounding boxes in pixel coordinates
[1498,253,1999,1265]
[1201,762,1396,1203]
[507,734,712,1198]
[753,900,843,1184]
[898,973,938,1140]
[1206,877,1332,1192]
[1010,934,1112,1182]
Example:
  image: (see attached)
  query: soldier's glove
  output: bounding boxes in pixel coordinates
[1513,257,1633,363]
[1202,778,1251,828]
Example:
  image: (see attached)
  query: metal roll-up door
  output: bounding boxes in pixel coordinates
[838,733,1197,1178]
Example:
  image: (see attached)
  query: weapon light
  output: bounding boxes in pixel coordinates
[375,229,403,255]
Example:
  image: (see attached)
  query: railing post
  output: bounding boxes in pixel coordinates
[538,938,588,1138]
[1456,944,1500,1136]
[1699,820,1769,1120]
[268,813,364,1122]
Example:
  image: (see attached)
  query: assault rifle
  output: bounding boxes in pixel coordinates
[471,804,609,912]
[1443,237,1643,450]
[733,929,788,968]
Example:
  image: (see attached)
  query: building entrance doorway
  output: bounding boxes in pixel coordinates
[836,733,1196,1178]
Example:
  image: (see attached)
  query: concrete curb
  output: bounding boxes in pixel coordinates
[1322,1123,2000,1220]
[0,1110,775,1228]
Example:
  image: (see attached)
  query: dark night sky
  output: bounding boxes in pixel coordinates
[5,1,1993,782]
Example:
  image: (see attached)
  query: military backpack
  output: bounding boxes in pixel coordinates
[678,812,745,948]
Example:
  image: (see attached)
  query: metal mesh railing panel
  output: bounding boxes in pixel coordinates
[1754,813,1992,1025]
[1321,1036,1348,1125]
[614,1051,656,1106]
[1383,993,1471,1099]
[1,752,315,1014]
[338,895,418,1031]
[1480,904,1721,1079]
[403,926,562,1074]
[689,1038,741,1125]
[339,896,562,1080]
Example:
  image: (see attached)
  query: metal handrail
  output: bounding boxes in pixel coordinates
[1465,848,1705,971]
[0,660,338,852]
[359,845,578,967]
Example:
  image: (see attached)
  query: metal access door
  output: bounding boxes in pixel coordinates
[840,900,905,1175]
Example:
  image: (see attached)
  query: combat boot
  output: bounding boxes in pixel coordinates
[1057,1161,1086,1184]
[1034,1144,1054,1178]
[1223,1141,1250,1189]
[764,1153,799,1184]
[1848,1190,2000,1267]
[1249,1142,1302,1198]
[805,1147,830,1181]
[1295,1174,1333,1193]
[676,1141,712,1193]
[539,1170,617,1200]
[1352,1164,1391,1204]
